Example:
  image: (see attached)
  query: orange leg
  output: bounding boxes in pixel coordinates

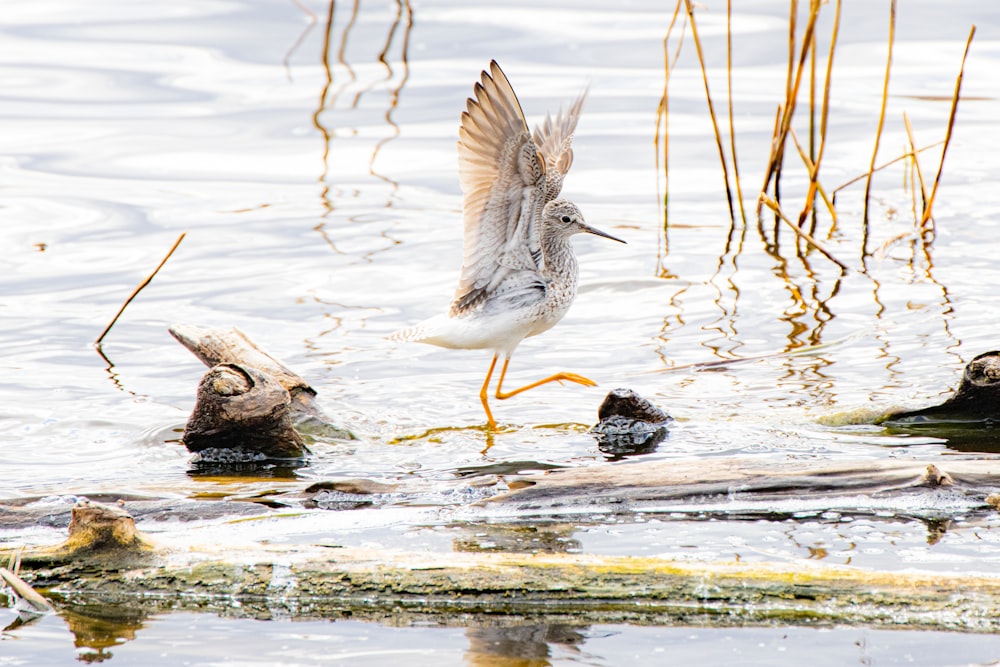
[494,356,597,400]
[479,353,500,429]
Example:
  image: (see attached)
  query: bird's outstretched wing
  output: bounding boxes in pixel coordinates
[452,61,548,316]
[532,88,587,196]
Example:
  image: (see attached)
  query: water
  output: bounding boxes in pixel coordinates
[7,612,1000,666]
[3,0,1000,663]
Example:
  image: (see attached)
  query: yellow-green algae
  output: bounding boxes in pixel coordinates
[7,541,1000,631]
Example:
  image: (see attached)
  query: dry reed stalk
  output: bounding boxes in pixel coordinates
[655,0,686,274]
[0,567,54,613]
[655,0,686,210]
[683,0,736,223]
[831,141,943,200]
[95,233,186,346]
[798,0,841,231]
[789,127,837,224]
[862,0,896,226]
[775,0,798,198]
[726,0,747,225]
[903,113,930,220]
[808,0,816,166]
[920,25,976,230]
[906,146,919,231]
[759,194,849,271]
[757,3,820,212]
[786,0,797,104]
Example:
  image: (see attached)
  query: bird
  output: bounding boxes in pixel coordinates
[392,60,625,428]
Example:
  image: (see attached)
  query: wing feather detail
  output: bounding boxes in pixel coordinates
[452,61,548,316]
[532,88,587,185]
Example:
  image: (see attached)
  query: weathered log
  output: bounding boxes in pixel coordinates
[182,363,305,459]
[169,324,352,437]
[169,324,353,460]
[6,459,1000,631]
[488,458,1000,522]
[169,324,320,414]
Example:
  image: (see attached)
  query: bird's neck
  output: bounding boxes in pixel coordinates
[540,232,579,281]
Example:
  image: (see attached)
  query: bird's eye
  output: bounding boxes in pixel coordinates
[560,215,572,223]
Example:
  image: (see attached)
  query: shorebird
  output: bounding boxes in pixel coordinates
[393,60,625,428]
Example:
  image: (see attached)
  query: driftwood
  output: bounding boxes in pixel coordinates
[880,350,1000,424]
[169,324,323,417]
[5,456,1000,633]
[493,458,996,518]
[169,324,352,460]
[182,363,305,458]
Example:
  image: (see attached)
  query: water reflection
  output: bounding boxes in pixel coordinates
[310,0,413,214]
[0,602,151,664]
[464,624,587,667]
[61,605,149,664]
[452,523,581,555]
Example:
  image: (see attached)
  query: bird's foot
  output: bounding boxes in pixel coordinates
[552,372,597,387]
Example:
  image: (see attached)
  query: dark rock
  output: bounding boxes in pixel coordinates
[591,388,672,460]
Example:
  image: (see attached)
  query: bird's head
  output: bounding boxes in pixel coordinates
[542,199,626,244]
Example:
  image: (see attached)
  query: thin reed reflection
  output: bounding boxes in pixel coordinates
[311,0,413,215]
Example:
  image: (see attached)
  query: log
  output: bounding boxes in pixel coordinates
[880,350,1000,424]
[5,457,1000,633]
[182,363,306,459]
[168,324,353,460]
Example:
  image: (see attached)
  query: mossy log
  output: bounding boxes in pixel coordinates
[5,458,1000,631]
[16,530,1000,631]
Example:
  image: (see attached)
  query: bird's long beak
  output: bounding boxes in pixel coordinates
[583,224,626,244]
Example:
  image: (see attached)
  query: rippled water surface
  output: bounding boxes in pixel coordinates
[4,0,1000,663]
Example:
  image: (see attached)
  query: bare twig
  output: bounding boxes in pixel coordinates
[95,233,186,346]
[832,142,943,197]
